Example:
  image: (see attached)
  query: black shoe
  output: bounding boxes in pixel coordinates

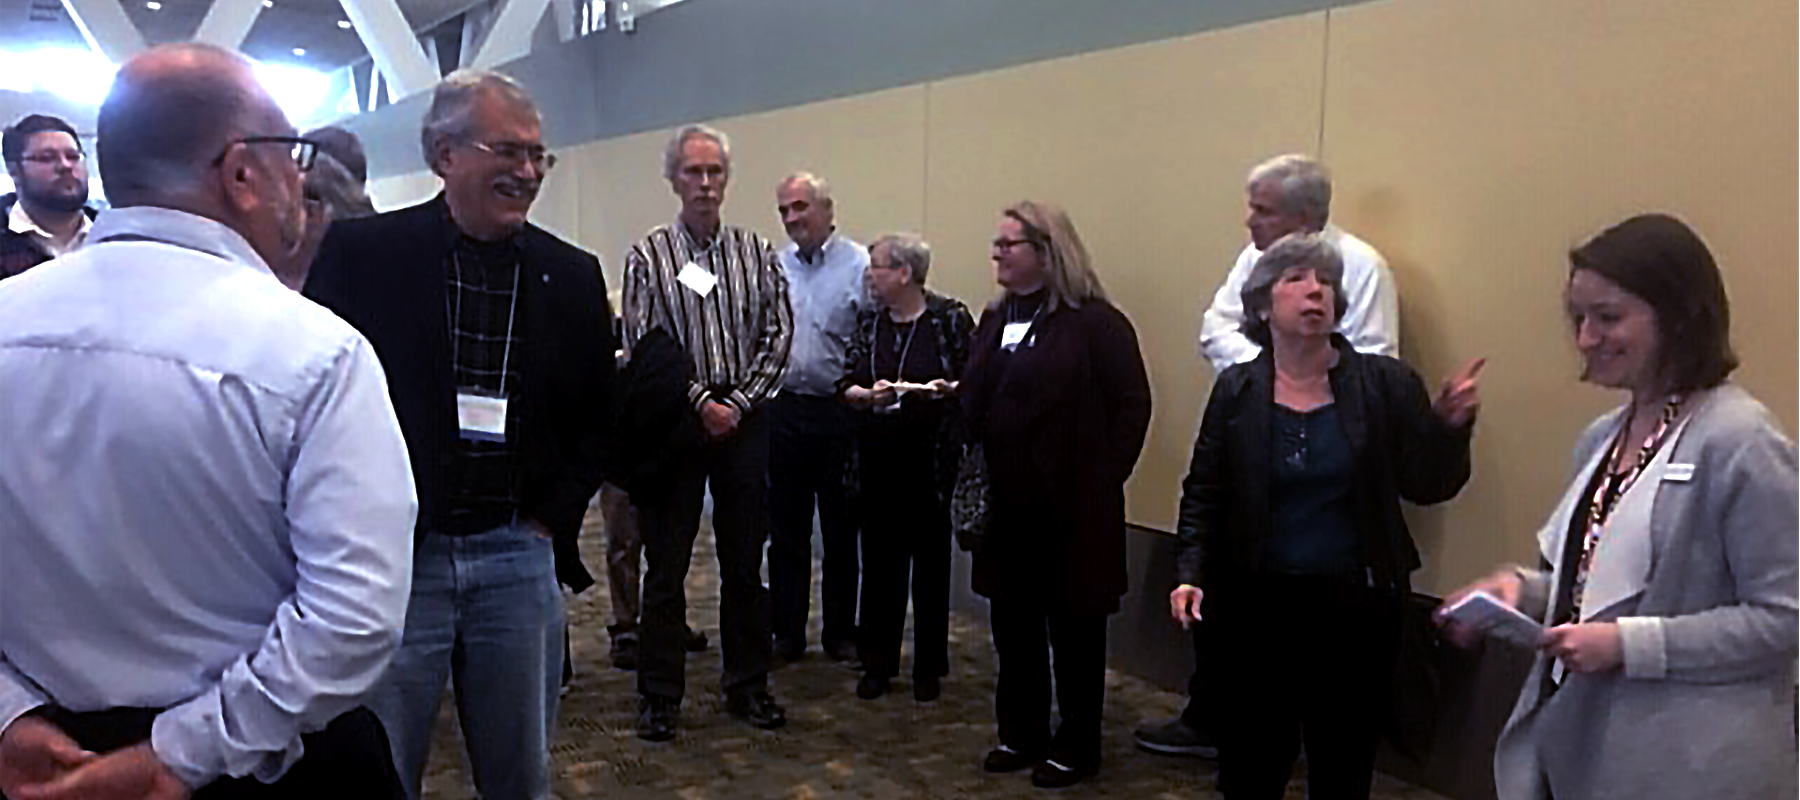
[636,696,678,742]
[610,631,640,671]
[726,691,787,730]
[1132,717,1218,759]
[1030,759,1097,788]
[855,674,888,700]
[912,676,941,702]
[982,745,1042,774]
[823,639,858,663]
[685,626,709,652]
[772,636,806,663]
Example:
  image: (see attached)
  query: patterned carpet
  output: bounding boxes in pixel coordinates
[419,504,1450,799]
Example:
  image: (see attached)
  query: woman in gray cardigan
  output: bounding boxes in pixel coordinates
[1443,214,1797,800]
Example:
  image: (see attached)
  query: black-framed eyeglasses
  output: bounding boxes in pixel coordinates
[18,150,85,166]
[469,140,557,172]
[992,237,1037,252]
[214,136,319,172]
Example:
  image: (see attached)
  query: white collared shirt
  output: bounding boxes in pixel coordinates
[7,198,91,258]
[777,232,871,396]
[0,207,417,788]
[1197,224,1400,373]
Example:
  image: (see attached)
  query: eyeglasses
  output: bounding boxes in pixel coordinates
[992,237,1037,252]
[214,136,319,172]
[469,140,557,172]
[18,150,84,166]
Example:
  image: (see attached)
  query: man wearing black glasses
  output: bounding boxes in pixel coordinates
[0,113,98,277]
[0,43,414,799]
[306,69,614,800]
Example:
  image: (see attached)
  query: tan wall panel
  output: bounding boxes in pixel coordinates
[575,86,929,288]
[1323,0,1799,593]
[923,14,1330,530]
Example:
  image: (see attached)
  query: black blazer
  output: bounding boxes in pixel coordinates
[304,195,616,548]
[1175,335,1471,592]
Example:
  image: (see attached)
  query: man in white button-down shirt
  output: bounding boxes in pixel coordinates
[0,43,416,800]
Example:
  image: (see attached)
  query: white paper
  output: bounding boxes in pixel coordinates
[1663,463,1695,482]
[677,261,718,297]
[457,392,509,441]
[1000,322,1032,350]
[1444,590,1545,649]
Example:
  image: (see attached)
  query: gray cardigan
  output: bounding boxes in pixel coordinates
[1493,384,1798,800]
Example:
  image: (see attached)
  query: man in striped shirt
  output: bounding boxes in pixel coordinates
[622,123,794,741]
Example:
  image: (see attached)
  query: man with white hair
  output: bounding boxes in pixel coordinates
[305,69,616,800]
[1140,154,1400,760]
[1197,154,1399,372]
[768,171,869,665]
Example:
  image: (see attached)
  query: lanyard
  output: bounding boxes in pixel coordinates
[448,251,522,397]
[882,311,922,384]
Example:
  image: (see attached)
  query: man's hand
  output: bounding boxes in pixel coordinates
[1544,622,1623,674]
[15,743,190,800]
[700,401,741,439]
[1433,357,1486,427]
[868,380,899,407]
[1169,585,1204,629]
[0,715,94,797]
[923,379,955,398]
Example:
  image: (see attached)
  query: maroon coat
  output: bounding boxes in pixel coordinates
[961,295,1152,616]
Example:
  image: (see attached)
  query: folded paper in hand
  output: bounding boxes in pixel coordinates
[1443,590,1545,649]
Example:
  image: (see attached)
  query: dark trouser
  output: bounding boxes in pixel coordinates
[32,705,400,799]
[856,430,950,680]
[767,392,859,647]
[598,483,642,630]
[636,409,772,703]
[1179,612,1218,729]
[988,601,1109,770]
[1210,573,1400,800]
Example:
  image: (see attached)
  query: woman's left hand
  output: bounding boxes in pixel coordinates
[924,379,955,397]
[1433,357,1486,427]
[1543,622,1623,673]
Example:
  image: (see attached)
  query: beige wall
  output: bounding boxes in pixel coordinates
[367,0,1797,595]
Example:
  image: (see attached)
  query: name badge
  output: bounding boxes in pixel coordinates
[677,261,718,297]
[1663,463,1696,482]
[457,391,509,441]
[1000,322,1033,351]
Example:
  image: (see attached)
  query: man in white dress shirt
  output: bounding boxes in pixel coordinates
[1137,153,1401,761]
[1196,153,1399,373]
[0,43,415,799]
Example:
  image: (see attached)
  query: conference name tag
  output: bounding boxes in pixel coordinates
[677,261,718,297]
[457,392,509,441]
[1000,322,1033,351]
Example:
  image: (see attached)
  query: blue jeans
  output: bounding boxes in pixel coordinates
[368,523,564,800]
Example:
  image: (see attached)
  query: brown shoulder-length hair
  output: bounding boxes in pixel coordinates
[1002,200,1106,313]
[1568,213,1737,393]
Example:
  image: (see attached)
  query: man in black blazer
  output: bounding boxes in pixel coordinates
[304,70,613,800]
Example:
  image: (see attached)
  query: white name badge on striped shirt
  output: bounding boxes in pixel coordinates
[678,261,718,297]
[457,391,509,441]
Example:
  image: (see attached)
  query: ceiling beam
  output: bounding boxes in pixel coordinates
[548,0,575,42]
[467,0,550,70]
[59,0,146,64]
[192,0,265,49]
[338,0,437,99]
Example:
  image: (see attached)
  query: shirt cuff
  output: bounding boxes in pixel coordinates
[688,383,711,412]
[726,389,753,415]
[0,661,48,739]
[150,691,300,789]
[1617,616,1668,680]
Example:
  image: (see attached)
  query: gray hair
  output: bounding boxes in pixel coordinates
[663,124,731,181]
[1246,153,1332,227]
[779,171,832,208]
[1239,232,1348,346]
[870,232,931,285]
[420,70,538,175]
[305,152,376,221]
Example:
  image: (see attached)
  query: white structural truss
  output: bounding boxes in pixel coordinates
[192,0,267,49]
[59,0,146,64]
[337,0,438,99]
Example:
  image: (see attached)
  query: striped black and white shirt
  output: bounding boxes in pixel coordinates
[623,220,793,413]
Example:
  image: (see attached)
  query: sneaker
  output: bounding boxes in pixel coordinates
[610,630,640,671]
[982,745,1042,773]
[1132,717,1217,758]
[1030,758,1097,788]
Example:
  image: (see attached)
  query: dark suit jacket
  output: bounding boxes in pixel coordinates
[0,193,98,278]
[304,195,616,559]
[1174,334,1472,592]
[960,297,1153,616]
[612,326,703,502]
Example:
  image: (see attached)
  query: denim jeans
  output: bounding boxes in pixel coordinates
[367,523,564,800]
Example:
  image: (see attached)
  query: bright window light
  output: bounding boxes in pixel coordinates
[254,61,330,125]
[23,48,117,105]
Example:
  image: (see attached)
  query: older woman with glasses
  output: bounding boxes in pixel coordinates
[840,233,975,703]
[1444,214,1796,800]
[1171,233,1483,800]
[960,201,1151,788]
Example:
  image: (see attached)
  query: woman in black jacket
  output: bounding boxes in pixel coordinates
[1170,233,1483,800]
[839,233,974,703]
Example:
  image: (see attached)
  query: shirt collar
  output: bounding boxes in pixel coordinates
[88,206,273,276]
[9,198,93,251]
[675,217,725,254]
[791,230,839,265]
